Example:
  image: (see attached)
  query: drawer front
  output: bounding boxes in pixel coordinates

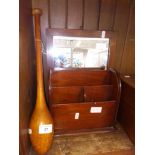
[51,101,116,133]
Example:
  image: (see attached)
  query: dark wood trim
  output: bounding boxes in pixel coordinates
[54,126,116,136]
[109,68,121,123]
[46,28,116,39]
[52,67,105,71]
[117,76,135,144]
[120,75,135,88]
[81,0,85,29]
[19,0,36,154]
[46,28,103,37]
[46,30,54,70]
[51,100,116,107]
[120,0,133,71]
[120,0,134,74]
[49,68,111,87]
[48,0,51,28]
[118,0,133,71]
[105,31,117,69]
[65,0,68,28]
[97,0,101,30]
[111,0,118,31]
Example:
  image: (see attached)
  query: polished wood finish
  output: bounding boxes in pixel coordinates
[113,0,132,71]
[84,0,99,30]
[49,69,111,86]
[49,85,114,104]
[31,0,135,142]
[84,85,113,102]
[50,0,66,28]
[99,0,117,30]
[68,0,83,29]
[32,0,134,75]
[19,0,36,154]
[32,0,49,102]
[120,1,135,75]
[117,75,135,144]
[52,101,116,133]
[19,0,135,153]
[32,1,134,110]
[46,27,117,39]
[29,8,54,155]
[50,86,83,104]
[49,68,121,135]
[120,75,135,88]
[47,28,103,38]
[32,0,48,42]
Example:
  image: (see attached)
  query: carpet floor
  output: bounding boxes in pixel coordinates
[29,124,134,155]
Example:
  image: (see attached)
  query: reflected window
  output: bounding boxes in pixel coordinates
[52,36,109,68]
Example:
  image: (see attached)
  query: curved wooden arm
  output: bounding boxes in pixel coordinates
[109,68,121,124]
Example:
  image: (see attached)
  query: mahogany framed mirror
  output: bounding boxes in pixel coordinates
[46,28,117,71]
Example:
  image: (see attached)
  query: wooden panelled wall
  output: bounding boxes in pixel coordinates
[19,0,36,154]
[120,1,135,74]
[32,0,135,75]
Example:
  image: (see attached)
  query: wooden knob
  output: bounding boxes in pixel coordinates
[32,8,42,16]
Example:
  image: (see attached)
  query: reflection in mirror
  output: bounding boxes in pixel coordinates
[51,36,109,69]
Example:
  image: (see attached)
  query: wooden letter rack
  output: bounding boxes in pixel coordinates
[49,68,121,135]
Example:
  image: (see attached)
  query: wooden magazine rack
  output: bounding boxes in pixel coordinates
[48,68,121,135]
[46,28,121,135]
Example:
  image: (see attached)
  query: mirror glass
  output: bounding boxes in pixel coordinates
[51,36,109,69]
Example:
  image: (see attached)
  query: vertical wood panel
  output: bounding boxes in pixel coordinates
[120,1,135,75]
[117,78,135,143]
[32,0,134,81]
[68,0,83,29]
[50,0,66,28]
[105,32,117,68]
[84,0,99,30]
[113,0,131,71]
[99,0,116,30]
[19,0,36,154]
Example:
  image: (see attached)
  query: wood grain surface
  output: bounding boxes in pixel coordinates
[29,8,54,155]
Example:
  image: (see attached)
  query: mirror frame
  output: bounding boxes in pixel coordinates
[46,28,117,70]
